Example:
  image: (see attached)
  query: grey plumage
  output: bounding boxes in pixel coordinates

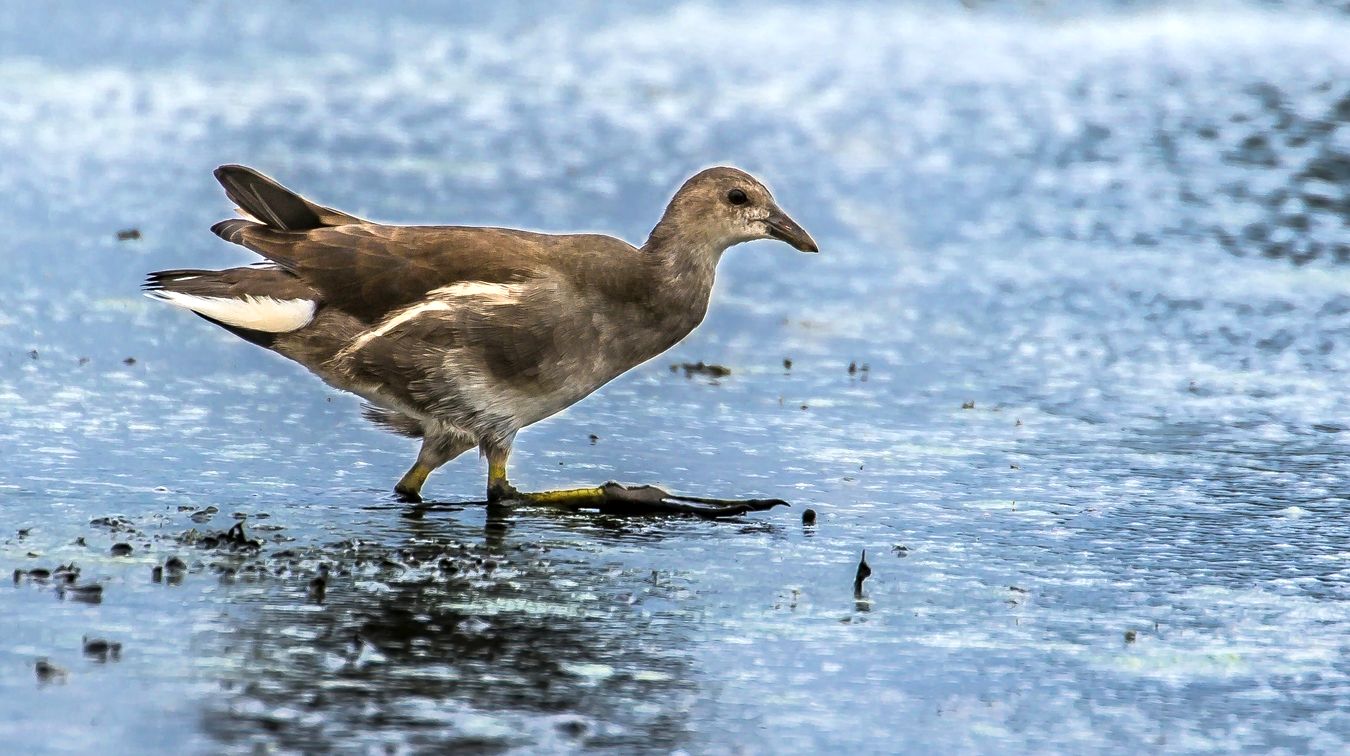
[146,165,817,501]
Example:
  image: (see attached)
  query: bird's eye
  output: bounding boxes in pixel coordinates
[726,188,748,206]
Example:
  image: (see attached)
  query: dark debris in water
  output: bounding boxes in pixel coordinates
[58,583,103,603]
[82,636,122,662]
[671,361,731,379]
[34,658,67,684]
[854,550,872,597]
[115,228,141,241]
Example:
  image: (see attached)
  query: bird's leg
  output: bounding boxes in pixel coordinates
[394,463,432,503]
[485,445,521,502]
[395,435,471,503]
[483,442,606,505]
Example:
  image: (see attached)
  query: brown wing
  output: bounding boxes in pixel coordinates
[211,222,557,323]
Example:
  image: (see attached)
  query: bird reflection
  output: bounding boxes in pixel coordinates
[197,513,698,752]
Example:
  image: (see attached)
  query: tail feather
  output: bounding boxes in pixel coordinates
[213,165,364,231]
[143,267,320,348]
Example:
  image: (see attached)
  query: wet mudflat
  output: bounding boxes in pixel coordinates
[2,2,1349,753]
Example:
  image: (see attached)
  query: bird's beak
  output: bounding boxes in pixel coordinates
[764,207,819,253]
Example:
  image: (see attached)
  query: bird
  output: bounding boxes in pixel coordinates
[145,164,817,507]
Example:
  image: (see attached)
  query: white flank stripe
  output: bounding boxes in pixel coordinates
[342,300,454,357]
[148,291,315,332]
[429,281,520,304]
[333,281,522,362]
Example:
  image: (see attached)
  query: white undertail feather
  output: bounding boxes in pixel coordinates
[148,291,315,332]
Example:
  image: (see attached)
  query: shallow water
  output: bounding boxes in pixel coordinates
[2,2,1349,753]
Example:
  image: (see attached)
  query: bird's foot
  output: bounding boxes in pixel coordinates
[502,481,788,519]
[486,480,522,503]
[395,462,434,503]
[393,484,423,504]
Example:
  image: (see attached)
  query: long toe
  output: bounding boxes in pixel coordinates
[597,482,788,517]
[394,485,423,504]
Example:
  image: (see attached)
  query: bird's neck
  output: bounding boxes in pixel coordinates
[640,223,726,337]
[642,225,723,291]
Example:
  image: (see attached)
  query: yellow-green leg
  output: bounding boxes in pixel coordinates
[484,445,605,505]
[394,462,433,503]
[394,435,472,503]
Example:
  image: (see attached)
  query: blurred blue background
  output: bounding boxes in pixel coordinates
[1,1,1348,753]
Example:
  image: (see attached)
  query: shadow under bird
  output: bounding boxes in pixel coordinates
[145,165,817,511]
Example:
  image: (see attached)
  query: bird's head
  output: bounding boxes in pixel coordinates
[647,167,818,256]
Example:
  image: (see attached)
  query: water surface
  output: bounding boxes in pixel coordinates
[1,2,1348,753]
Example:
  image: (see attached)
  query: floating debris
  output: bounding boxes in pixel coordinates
[221,521,260,549]
[116,228,142,241]
[59,583,103,603]
[34,658,67,683]
[783,358,793,370]
[589,434,599,445]
[962,400,976,409]
[82,636,122,661]
[854,550,872,597]
[53,564,79,583]
[308,564,330,603]
[184,521,261,551]
[1124,629,1138,644]
[28,349,38,360]
[89,515,134,531]
[675,361,731,378]
[122,357,137,366]
[802,508,817,526]
[891,544,909,557]
[190,506,219,523]
[848,361,857,375]
[556,718,589,739]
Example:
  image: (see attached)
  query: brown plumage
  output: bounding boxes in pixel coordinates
[146,164,817,502]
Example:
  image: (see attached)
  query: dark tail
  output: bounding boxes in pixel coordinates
[213,165,365,231]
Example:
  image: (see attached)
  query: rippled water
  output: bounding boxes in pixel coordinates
[2,2,1348,753]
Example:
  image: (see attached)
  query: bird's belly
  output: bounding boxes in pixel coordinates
[444,321,684,436]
